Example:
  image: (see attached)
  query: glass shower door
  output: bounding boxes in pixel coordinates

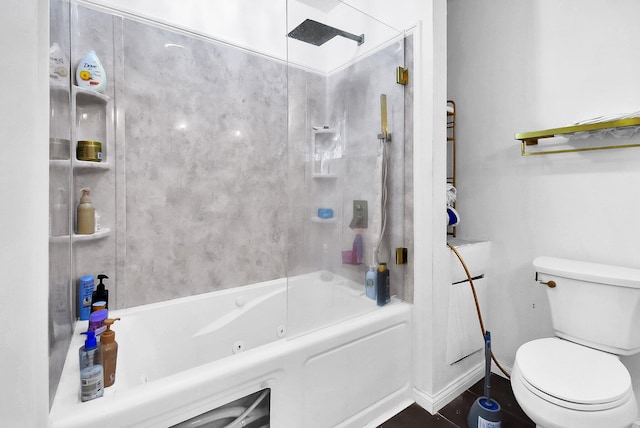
[286,0,408,337]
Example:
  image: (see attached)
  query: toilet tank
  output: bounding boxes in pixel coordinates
[534,256,640,356]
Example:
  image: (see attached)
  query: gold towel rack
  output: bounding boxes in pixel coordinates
[515,117,640,156]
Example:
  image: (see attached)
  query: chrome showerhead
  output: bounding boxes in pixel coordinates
[287,19,364,46]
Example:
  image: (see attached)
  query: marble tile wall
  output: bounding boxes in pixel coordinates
[120,19,289,306]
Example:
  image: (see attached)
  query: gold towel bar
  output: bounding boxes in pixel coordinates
[515,117,640,156]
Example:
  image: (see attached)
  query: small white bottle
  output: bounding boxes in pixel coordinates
[76,50,107,93]
[365,266,377,300]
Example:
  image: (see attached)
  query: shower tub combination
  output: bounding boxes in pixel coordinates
[50,271,412,427]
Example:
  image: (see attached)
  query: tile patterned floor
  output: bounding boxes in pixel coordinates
[379,374,535,428]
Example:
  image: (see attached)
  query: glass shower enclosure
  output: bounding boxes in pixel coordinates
[48,0,409,404]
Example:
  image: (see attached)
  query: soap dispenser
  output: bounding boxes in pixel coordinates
[79,331,104,401]
[76,188,95,235]
[92,274,109,310]
[100,318,121,387]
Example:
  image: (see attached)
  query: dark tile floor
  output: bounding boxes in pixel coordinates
[379,374,535,428]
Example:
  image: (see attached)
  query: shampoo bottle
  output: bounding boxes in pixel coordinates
[376,263,390,307]
[76,188,95,235]
[101,318,121,387]
[365,266,377,300]
[91,274,109,310]
[79,331,104,402]
[78,275,94,321]
[76,50,107,93]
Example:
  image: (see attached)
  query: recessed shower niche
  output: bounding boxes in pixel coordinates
[312,126,341,177]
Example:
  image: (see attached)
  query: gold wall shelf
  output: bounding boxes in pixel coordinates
[515,117,640,156]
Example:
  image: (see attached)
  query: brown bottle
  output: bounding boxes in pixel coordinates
[100,318,120,387]
[76,187,95,234]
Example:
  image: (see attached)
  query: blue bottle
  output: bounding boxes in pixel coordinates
[365,266,377,300]
[376,263,390,306]
[79,331,104,402]
[78,275,94,320]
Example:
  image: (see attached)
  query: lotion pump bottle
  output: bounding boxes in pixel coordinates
[79,331,104,401]
[92,274,109,310]
[76,50,107,93]
[76,188,95,235]
[100,318,121,387]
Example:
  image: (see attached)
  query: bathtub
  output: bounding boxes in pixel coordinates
[49,271,413,427]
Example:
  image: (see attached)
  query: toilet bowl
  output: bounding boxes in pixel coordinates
[511,257,640,428]
[511,338,637,428]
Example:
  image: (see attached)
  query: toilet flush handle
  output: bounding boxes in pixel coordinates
[535,272,556,288]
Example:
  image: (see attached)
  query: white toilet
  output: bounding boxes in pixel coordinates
[511,256,640,428]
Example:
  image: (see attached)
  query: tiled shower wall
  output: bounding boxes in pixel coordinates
[67,5,412,308]
[119,18,290,306]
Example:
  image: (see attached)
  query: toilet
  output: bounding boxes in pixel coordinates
[511,256,640,428]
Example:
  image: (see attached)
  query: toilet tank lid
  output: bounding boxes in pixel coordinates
[533,256,640,289]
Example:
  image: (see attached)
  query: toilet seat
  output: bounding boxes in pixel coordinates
[516,338,633,411]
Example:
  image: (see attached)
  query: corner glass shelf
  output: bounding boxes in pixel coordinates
[312,173,338,179]
[73,159,110,171]
[73,228,111,242]
[73,85,109,104]
[50,228,111,243]
[311,216,337,224]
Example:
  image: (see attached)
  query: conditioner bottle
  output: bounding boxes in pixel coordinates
[100,318,121,387]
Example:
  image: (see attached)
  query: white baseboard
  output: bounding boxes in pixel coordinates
[360,398,414,428]
[413,363,484,414]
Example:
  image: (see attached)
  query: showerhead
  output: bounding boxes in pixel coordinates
[287,19,364,46]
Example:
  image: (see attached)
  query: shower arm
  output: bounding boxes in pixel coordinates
[336,29,365,46]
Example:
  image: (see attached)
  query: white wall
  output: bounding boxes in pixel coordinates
[0,0,50,426]
[449,0,640,415]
